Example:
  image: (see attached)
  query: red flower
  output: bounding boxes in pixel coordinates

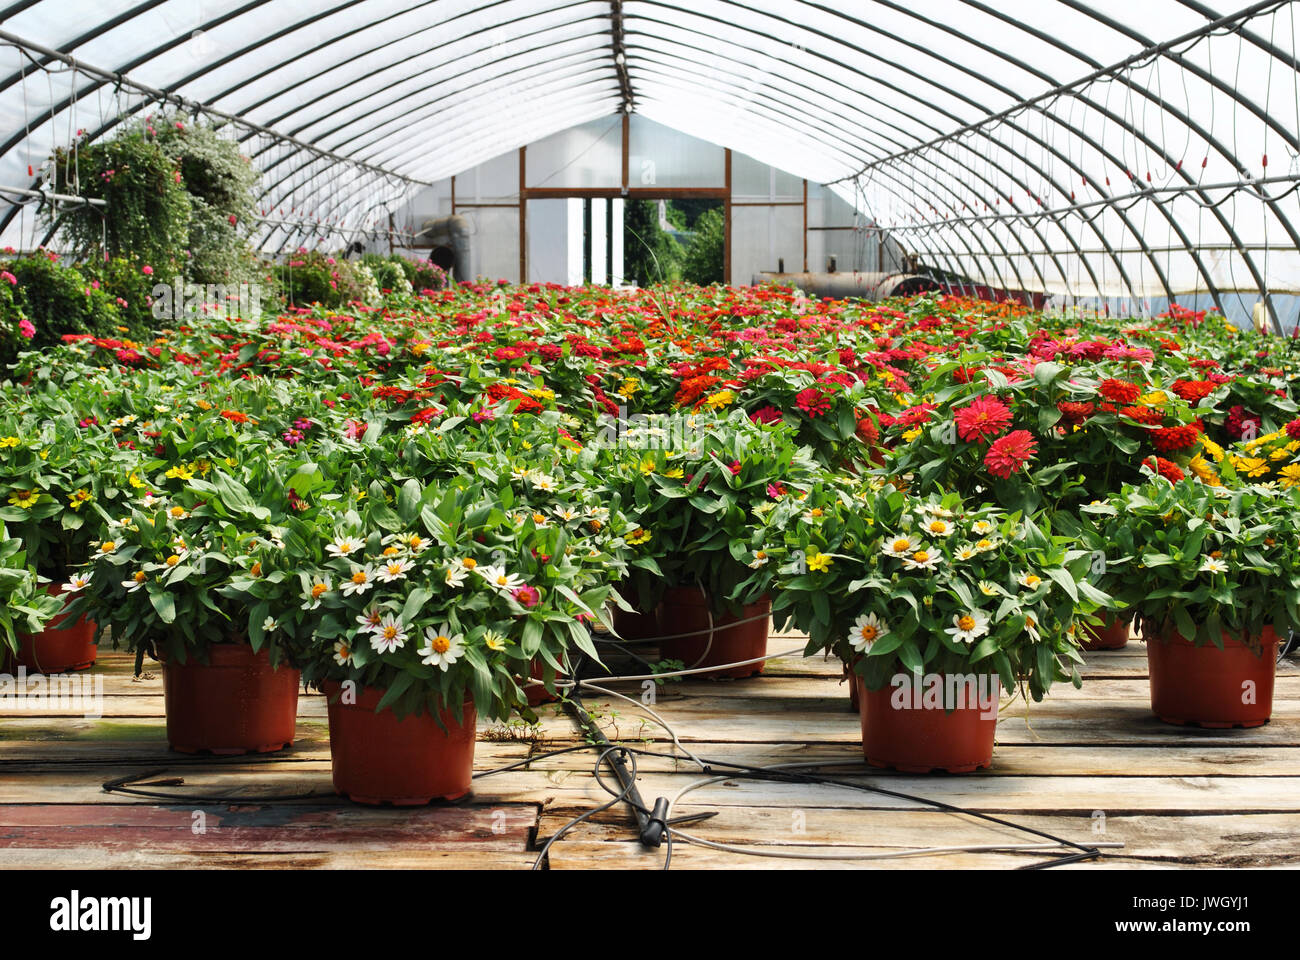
[1150,421,1202,453]
[1170,379,1214,404]
[1285,419,1300,440]
[984,430,1037,478]
[512,585,540,608]
[1119,405,1164,426]
[795,386,833,418]
[954,395,1012,444]
[1099,379,1141,404]
[1143,456,1185,484]
[220,410,249,424]
[854,410,880,444]
[749,405,783,425]
[1056,400,1094,424]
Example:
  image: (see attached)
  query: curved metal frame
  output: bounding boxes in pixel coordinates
[0,0,1292,308]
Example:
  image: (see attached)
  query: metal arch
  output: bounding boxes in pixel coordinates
[254,74,617,209]
[965,0,1296,320]
[799,0,1179,304]
[1177,0,1300,66]
[622,23,1102,299]
[1055,0,1300,323]
[247,44,612,184]
[628,71,1032,296]
[869,0,1268,311]
[627,60,1039,295]
[245,30,614,169]
[625,0,1128,298]
[0,0,188,97]
[253,4,610,136]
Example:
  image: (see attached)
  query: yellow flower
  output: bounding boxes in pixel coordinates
[1199,436,1225,461]
[626,528,652,545]
[1278,464,1300,489]
[616,379,640,399]
[1138,390,1168,406]
[67,489,93,510]
[902,427,922,442]
[1231,455,1269,478]
[0,436,19,448]
[164,464,195,480]
[807,552,833,573]
[7,489,39,508]
[704,389,734,409]
[661,467,684,479]
[1189,454,1223,487]
[128,472,145,488]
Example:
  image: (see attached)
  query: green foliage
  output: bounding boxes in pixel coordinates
[679,206,725,285]
[623,199,682,286]
[0,254,130,362]
[273,251,379,308]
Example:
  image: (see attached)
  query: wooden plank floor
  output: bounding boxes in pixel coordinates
[2,630,1298,869]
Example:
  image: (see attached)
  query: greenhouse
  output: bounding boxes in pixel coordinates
[1,0,1299,890]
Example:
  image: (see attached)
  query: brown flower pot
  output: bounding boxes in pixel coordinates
[611,600,660,642]
[525,657,562,707]
[656,587,770,680]
[9,583,97,674]
[855,675,999,773]
[1145,627,1277,728]
[1080,614,1131,651]
[324,681,476,805]
[162,644,300,754]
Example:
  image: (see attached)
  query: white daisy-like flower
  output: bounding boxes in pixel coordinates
[510,466,533,482]
[340,565,375,596]
[970,519,996,536]
[1018,572,1047,591]
[302,577,331,610]
[121,570,148,592]
[356,607,384,634]
[370,614,408,654]
[262,616,278,633]
[849,612,889,653]
[444,564,468,589]
[477,564,523,592]
[333,639,354,666]
[554,506,579,522]
[977,580,1000,597]
[531,474,557,492]
[901,547,942,571]
[749,551,770,569]
[882,535,917,558]
[945,610,990,645]
[922,517,955,538]
[921,505,955,518]
[64,574,92,592]
[1200,556,1229,574]
[972,537,1000,553]
[953,545,978,561]
[325,535,364,559]
[482,629,508,652]
[418,625,465,670]
[375,558,412,583]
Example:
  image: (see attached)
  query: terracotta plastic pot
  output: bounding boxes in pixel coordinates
[1145,627,1277,728]
[162,644,300,754]
[656,587,770,680]
[324,681,476,805]
[9,583,97,674]
[855,675,999,773]
[524,657,562,707]
[611,601,660,642]
[1080,614,1131,651]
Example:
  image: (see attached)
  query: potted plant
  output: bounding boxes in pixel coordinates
[0,525,65,663]
[598,410,826,678]
[763,483,1103,771]
[1086,477,1300,727]
[0,402,134,672]
[293,474,616,804]
[68,463,306,754]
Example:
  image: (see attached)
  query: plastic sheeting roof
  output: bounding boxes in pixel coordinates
[0,0,1297,310]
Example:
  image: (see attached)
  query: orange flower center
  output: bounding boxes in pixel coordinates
[383,626,398,640]
[165,555,180,566]
[860,625,878,642]
[351,571,368,584]
[133,571,147,583]
[911,551,930,563]
[891,538,910,552]
[432,635,451,653]
[311,583,328,598]
[958,615,976,631]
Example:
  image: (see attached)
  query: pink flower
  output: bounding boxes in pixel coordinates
[954,395,1013,445]
[984,430,1037,479]
[18,318,35,339]
[0,271,15,285]
[512,585,540,608]
[142,265,153,276]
